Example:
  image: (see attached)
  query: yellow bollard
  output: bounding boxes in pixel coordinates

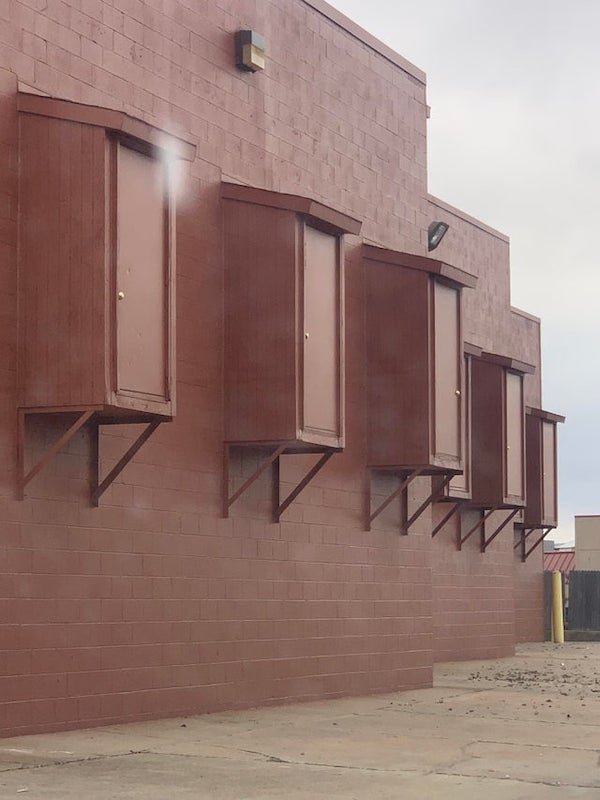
[551,570,564,644]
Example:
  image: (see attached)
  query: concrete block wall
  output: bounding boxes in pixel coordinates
[0,0,543,736]
[427,196,543,659]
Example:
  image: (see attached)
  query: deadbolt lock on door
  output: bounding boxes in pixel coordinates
[118,291,125,300]
[304,331,309,339]
[455,389,461,396]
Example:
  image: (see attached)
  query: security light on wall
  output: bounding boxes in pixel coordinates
[428,221,449,251]
[235,30,266,72]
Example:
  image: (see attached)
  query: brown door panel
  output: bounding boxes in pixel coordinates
[116,144,168,401]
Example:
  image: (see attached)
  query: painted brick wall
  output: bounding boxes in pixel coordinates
[0,0,543,736]
[427,196,543,660]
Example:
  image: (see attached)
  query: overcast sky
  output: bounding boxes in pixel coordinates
[329,0,599,544]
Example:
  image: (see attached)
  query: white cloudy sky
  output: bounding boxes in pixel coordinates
[329,0,600,544]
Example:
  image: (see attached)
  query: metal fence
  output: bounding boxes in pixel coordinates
[569,571,600,630]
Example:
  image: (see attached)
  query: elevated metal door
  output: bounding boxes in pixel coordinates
[302,225,339,436]
[505,371,524,499]
[542,420,557,522]
[449,354,470,494]
[116,143,168,400]
[433,281,461,460]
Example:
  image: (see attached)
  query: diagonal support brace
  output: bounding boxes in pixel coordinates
[91,420,161,506]
[458,506,497,550]
[365,468,423,531]
[273,451,334,522]
[223,444,286,517]
[17,409,94,500]
[431,502,461,538]
[481,508,520,552]
[514,527,536,549]
[405,473,453,534]
[521,526,553,562]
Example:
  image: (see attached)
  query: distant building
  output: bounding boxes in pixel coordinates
[575,516,600,570]
[543,548,576,575]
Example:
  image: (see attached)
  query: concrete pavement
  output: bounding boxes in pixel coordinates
[0,642,599,798]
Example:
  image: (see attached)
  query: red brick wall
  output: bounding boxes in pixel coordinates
[0,0,543,736]
[427,197,543,661]
[514,546,545,643]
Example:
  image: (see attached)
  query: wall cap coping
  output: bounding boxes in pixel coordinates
[302,0,426,85]
[428,193,510,243]
[511,305,541,324]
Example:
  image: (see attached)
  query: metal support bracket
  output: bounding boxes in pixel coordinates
[431,502,462,538]
[515,526,553,562]
[17,409,94,500]
[17,408,163,506]
[481,508,520,552]
[457,506,497,550]
[223,444,286,518]
[223,444,335,522]
[513,527,537,554]
[364,468,423,532]
[90,420,161,506]
[272,450,334,523]
[404,473,453,535]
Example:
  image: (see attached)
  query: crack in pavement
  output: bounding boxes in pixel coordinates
[315,715,600,753]
[225,746,600,789]
[234,747,432,774]
[2,746,598,792]
[0,750,150,774]
[432,768,597,790]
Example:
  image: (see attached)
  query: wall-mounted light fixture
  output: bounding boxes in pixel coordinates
[428,221,449,251]
[235,30,266,72]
